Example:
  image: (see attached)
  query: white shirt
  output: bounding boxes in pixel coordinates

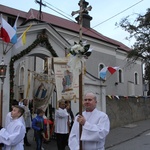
[0,117,26,150]
[69,108,110,150]
[55,108,69,134]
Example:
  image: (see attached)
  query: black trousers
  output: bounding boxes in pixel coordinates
[55,133,69,150]
[24,127,30,144]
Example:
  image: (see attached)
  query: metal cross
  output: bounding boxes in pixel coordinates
[35,0,46,20]
[71,0,92,41]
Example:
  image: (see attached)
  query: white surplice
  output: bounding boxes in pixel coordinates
[55,108,69,134]
[5,112,25,128]
[0,117,26,150]
[69,108,110,150]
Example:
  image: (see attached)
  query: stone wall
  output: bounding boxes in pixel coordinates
[106,96,150,129]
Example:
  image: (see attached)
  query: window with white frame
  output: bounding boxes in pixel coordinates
[134,72,139,85]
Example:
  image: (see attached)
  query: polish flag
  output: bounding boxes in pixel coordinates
[99,67,108,80]
[0,15,16,43]
[107,66,120,74]
[99,66,120,80]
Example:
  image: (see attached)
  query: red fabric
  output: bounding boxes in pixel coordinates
[1,27,10,43]
[44,119,53,125]
[0,17,15,43]
[44,119,54,138]
[107,67,117,74]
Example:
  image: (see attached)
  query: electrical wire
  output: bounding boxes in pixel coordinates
[42,0,144,30]
[43,1,75,23]
[43,0,73,19]
[40,0,144,79]
[92,0,144,29]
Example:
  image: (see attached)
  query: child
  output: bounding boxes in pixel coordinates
[32,109,46,150]
[0,105,25,150]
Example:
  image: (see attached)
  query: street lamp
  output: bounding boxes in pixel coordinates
[0,57,7,126]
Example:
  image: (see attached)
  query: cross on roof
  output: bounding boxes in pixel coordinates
[35,0,46,20]
[71,0,92,41]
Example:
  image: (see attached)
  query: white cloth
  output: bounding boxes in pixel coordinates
[69,108,110,150]
[22,105,32,128]
[5,112,25,128]
[54,108,69,134]
[0,117,26,150]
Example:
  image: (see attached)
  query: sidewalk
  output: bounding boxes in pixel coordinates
[25,119,150,150]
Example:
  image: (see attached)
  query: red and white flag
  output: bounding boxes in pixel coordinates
[0,15,16,43]
[99,66,120,80]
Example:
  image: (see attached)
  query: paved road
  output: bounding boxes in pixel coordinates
[106,130,150,150]
[105,119,150,150]
[24,129,70,150]
[25,119,150,150]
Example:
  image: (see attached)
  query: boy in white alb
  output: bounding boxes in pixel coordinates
[0,105,26,150]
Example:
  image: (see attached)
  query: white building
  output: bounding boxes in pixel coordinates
[0,2,143,124]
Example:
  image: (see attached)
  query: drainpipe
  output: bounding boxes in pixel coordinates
[100,81,107,113]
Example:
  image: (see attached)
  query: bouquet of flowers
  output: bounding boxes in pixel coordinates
[69,41,92,58]
[67,41,92,82]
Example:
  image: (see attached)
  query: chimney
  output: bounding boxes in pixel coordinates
[75,0,92,28]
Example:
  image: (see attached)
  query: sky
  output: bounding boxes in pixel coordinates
[0,0,149,47]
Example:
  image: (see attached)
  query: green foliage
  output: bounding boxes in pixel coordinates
[118,8,150,80]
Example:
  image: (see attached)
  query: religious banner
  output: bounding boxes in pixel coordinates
[53,57,79,103]
[33,72,55,112]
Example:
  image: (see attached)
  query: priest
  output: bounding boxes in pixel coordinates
[69,92,110,150]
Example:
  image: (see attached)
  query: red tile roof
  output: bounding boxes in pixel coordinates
[0,4,130,52]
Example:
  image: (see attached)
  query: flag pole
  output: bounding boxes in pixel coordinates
[78,1,83,150]
[71,1,92,149]
[3,44,14,55]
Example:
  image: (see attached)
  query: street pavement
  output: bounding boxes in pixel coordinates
[105,118,150,149]
[25,119,150,150]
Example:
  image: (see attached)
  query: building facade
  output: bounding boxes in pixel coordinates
[0,3,143,122]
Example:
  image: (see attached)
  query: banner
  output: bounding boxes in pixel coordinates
[33,72,55,112]
[53,57,79,103]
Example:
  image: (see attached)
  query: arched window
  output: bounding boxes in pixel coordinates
[118,69,124,83]
[134,72,139,85]
[98,63,105,78]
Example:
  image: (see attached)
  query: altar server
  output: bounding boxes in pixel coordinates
[0,105,26,150]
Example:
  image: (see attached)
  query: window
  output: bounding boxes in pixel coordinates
[99,64,104,71]
[7,16,15,27]
[134,72,139,85]
[118,69,124,83]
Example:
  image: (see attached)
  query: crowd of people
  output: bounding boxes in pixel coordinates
[0,92,110,150]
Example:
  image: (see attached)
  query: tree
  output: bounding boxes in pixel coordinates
[117,8,150,80]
